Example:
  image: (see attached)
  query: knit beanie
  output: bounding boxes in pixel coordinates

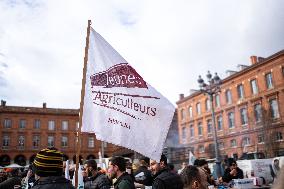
[33,148,63,177]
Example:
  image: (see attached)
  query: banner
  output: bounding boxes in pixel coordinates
[81,27,175,161]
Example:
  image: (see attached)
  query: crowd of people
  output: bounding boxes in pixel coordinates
[0,147,283,189]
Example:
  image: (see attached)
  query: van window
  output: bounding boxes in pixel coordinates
[241,152,265,160]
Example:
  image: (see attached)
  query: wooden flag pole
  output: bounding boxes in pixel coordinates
[75,19,91,188]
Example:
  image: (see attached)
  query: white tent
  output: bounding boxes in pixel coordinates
[5,163,23,168]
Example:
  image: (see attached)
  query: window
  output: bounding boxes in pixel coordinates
[217,115,223,130]
[230,139,237,147]
[61,136,68,147]
[265,72,273,89]
[196,103,201,115]
[61,121,68,130]
[198,122,203,136]
[2,135,10,148]
[33,135,40,149]
[18,136,25,148]
[208,143,215,149]
[225,90,232,104]
[275,132,283,141]
[34,119,40,129]
[219,142,224,149]
[207,120,212,134]
[205,99,211,111]
[228,112,235,128]
[19,119,26,129]
[47,136,55,147]
[237,84,245,99]
[181,109,185,120]
[240,108,248,125]
[242,137,250,146]
[215,94,220,107]
[3,119,12,128]
[198,145,205,153]
[258,135,264,143]
[76,122,79,131]
[250,79,258,95]
[189,124,194,138]
[103,142,107,148]
[182,127,187,143]
[188,106,193,118]
[254,104,262,122]
[88,137,95,148]
[48,120,55,130]
[269,99,279,118]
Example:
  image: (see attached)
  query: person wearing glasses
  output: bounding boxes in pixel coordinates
[222,159,244,183]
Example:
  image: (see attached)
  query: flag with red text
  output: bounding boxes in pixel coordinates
[82,27,175,161]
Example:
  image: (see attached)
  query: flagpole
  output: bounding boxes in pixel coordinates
[75,19,92,188]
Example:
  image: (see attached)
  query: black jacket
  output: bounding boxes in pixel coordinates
[152,168,183,189]
[31,176,75,189]
[133,166,153,186]
[222,167,244,183]
[114,172,135,189]
[84,172,111,189]
[0,176,21,189]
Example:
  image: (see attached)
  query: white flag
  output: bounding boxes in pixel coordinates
[72,165,84,188]
[189,151,196,165]
[82,27,175,161]
[65,160,70,180]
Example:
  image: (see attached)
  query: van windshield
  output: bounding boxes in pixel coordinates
[244,152,265,159]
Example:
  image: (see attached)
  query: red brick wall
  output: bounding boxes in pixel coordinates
[177,51,284,159]
[0,107,119,165]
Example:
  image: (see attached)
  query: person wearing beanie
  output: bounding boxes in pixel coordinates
[196,159,213,187]
[32,147,75,189]
[150,154,183,189]
[222,159,244,183]
[83,159,111,189]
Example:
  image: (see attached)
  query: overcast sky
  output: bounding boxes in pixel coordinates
[0,0,283,109]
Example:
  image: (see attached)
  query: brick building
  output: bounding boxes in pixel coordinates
[177,50,284,160]
[0,102,119,166]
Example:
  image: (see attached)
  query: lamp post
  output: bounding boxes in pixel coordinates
[197,71,222,178]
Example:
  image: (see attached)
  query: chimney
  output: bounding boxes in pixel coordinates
[43,102,47,108]
[1,100,6,106]
[250,56,258,65]
[179,94,184,100]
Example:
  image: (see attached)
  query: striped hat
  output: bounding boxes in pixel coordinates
[33,148,63,177]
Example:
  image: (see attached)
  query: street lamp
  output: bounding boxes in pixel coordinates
[198,71,222,178]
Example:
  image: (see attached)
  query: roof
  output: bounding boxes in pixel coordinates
[0,105,79,116]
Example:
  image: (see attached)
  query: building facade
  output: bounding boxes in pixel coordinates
[177,50,284,160]
[0,102,119,166]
